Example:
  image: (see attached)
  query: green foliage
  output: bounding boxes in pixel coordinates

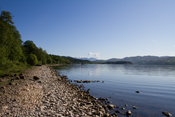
[27,54,38,66]
[23,40,37,55]
[0,10,71,77]
[0,11,23,62]
[63,56,92,64]
[49,55,71,64]
[0,11,14,24]
[47,56,52,64]
[103,61,132,64]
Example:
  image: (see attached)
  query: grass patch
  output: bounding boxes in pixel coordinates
[0,61,31,77]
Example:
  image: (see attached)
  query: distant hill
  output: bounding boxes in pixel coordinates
[122,56,160,64]
[66,55,175,65]
[93,56,175,65]
[122,56,175,65]
[77,57,98,61]
[106,58,121,62]
[103,61,132,64]
[63,56,92,64]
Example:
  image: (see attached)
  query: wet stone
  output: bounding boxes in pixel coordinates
[108,104,115,110]
[133,106,137,109]
[116,106,119,108]
[162,111,172,117]
[116,110,120,113]
[126,110,132,115]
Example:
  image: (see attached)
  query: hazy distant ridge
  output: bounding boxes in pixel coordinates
[93,56,175,65]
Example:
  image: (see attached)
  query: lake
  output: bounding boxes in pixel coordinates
[53,64,175,117]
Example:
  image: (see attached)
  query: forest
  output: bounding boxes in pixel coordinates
[0,11,71,76]
[62,56,92,64]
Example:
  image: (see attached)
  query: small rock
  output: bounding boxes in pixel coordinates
[108,104,115,110]
[10,79,14,81]
[116,110,120,113]
[19,74,25,79]
[133,106,137,109]
[121,107,125,110]
[87,89,90,93]
[125,104,128,107]
[16,76,20,80]
[2,105,8,110]
[120,112,125,115]
[126,110,132,115]
[77,80,83,83]
[107,101,111,103]
[9,82,15,85]
[162,111,172,117]
[104,113,110,117]
[33,76,40,80]
[37,81,41,83]
[111,113,118,117]
[135,91,140,93]
[58,76,62,81]
[116,106,119,108]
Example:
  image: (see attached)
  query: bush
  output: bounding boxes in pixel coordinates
[47,56,52,64]
[27,54,38,66]
[37,61,42,65]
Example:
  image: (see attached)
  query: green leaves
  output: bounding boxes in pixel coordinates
[26,54,38,66]
[0,10,71,76]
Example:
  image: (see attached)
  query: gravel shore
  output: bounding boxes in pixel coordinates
[0,65,109,117]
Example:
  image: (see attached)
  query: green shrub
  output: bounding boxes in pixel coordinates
[47,56,52,64]
[37,61,42,65]
[27,54,38,66]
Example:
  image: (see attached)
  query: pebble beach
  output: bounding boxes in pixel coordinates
[0,65,110,117]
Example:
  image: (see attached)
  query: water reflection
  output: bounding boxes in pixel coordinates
[55,64,175,77]
[105,64,175,77]
[53,64,175,116]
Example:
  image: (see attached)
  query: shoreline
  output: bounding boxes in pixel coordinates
[0,65,110,117]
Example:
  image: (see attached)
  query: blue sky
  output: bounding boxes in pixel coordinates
[1,0,175,60]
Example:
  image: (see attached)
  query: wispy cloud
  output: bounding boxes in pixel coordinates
[88,52,100,58]
[88,52,93,56]
[94,53,100,58]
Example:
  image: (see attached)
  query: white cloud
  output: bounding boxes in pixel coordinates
[79,56,86,58]
[94,53,100,58]
[88,52,93,56]
[88,52,100,58]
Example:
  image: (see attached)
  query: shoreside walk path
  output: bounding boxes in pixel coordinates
[0,65,109,117]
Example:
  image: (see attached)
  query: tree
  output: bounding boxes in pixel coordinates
[47,56,52,64]
[23,40,37,55]
[27,54,38,65]
[0,11,23,62]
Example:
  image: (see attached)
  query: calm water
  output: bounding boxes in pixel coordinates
[53,64,175,117]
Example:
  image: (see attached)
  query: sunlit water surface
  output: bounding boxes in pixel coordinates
[53,64,175,117]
